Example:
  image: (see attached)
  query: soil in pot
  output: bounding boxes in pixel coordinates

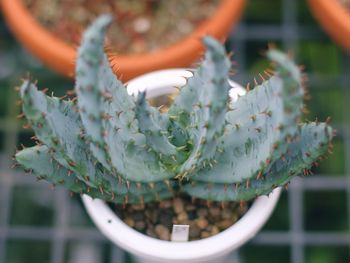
[24,0,220,54]
[339,0,350,9]
[113,194,249,241]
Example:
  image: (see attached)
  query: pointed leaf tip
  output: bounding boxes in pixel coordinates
[91,14,113,30]
[202,36,225,54]
[136,91,147,105]
[19,80,32,97]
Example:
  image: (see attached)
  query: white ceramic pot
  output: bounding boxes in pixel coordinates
[82,69,281,263]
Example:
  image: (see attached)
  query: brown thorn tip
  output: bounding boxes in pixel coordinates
[265,68,275,75]
[23,122,33,129]
[332,129,337,136]
[264,70,272,78]
[256,171,263,180]
[259,73,266,82]
[227,51,234,59]
[245,179,250,189]
[239,201,245,210]
[246,82,251,91]
[287,50,294,59]
[267,42,277,49]
[66,90,75,96]
[16,112,25,119]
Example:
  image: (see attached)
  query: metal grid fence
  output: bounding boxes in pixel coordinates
[0,0,349,262]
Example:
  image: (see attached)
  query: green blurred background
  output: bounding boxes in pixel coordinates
[0,0,349,262]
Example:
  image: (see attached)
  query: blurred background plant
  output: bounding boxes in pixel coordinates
[0,0,349,262]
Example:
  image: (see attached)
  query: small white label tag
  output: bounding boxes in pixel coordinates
[171,224,189,242]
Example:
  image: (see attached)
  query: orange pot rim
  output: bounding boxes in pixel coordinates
[0,0,246,80]
[308,0,350,52]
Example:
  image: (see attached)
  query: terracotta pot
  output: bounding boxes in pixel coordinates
[308,0,350,52]
[0,0,246,80]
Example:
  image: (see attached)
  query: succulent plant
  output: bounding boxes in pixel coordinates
[15,15,334,205]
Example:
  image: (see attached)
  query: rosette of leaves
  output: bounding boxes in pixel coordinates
[15,15,334,205]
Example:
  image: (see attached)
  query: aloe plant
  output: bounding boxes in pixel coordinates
[15,15,334,205]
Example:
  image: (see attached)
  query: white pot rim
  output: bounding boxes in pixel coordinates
[82,69,281,262]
